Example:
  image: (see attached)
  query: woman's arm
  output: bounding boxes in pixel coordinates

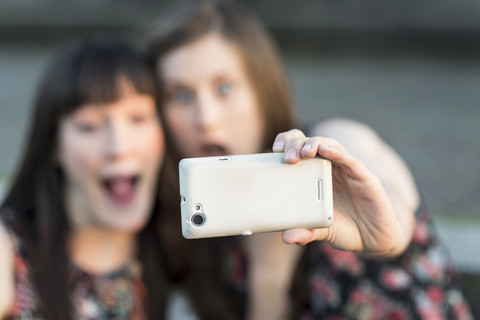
[273,118,418,258]
[0,221,14,318]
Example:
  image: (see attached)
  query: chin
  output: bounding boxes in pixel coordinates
[118,211,152,232]
[93,190,155,232]
[97,208,152,233]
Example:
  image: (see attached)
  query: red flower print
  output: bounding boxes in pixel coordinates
[379,268,411,290]
[426,286,444,304]
[412,221,430,246]
[311,275,340,306]
[414,290,445,320]
[448,290,473,320]
[321,244,362,275]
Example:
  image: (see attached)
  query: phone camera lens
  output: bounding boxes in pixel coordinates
[191,213,205,226]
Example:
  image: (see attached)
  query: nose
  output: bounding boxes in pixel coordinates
[104,120,132,161]
[196,90,221,132]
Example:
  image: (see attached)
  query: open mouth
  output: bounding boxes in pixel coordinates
[101,175,140,206]
[200,144,228,157]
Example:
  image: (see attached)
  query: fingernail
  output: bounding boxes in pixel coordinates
[285,149,297,160]
[273,140,285,151]
[304,143,313,151]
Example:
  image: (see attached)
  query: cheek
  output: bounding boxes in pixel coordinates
[164,106,194,143]
[127,121,166,173]
[229,93,265,150]
[57,130,101,181]
[144,126,166,165]
[62,151,98,189]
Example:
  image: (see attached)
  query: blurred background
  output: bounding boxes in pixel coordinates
[1,0,479,316]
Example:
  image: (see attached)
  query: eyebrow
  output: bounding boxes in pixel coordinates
[164,69,236,86]
[163,79,190,88]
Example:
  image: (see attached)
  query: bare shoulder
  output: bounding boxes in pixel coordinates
[310,117,420,211]
[0,220,14,318]
[309,117,384,154]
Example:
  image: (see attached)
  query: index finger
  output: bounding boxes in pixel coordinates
[272,129,305,152]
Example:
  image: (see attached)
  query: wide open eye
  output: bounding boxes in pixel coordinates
[216,81,233,97]
[74,120,101,133]
[70,106,103,133]
[170,88,194,105]
[130,113,148,124]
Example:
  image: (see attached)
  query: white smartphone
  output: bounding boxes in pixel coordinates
[178,152,333,239]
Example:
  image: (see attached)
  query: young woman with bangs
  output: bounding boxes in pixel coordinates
[0,37,169,319]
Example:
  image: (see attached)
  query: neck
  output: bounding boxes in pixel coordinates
[68,227,135,275]
[243,232,303,320]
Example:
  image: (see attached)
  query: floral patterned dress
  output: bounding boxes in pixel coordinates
[220,202,473,320]
[4,227,146,320]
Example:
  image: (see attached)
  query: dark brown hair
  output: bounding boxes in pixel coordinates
[146,0,297,149]
[1,36,168,319]
[146,0,298,217]
[145,0,300,318]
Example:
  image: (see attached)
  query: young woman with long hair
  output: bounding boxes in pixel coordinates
[0,36,169,319]
[145,1,472,319]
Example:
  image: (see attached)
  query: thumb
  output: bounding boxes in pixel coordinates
[282,227,329,245]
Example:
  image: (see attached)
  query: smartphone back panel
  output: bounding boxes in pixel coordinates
[179,152,333,239]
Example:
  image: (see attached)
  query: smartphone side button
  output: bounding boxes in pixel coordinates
[241,230,253,236]
[317,179,323,202]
